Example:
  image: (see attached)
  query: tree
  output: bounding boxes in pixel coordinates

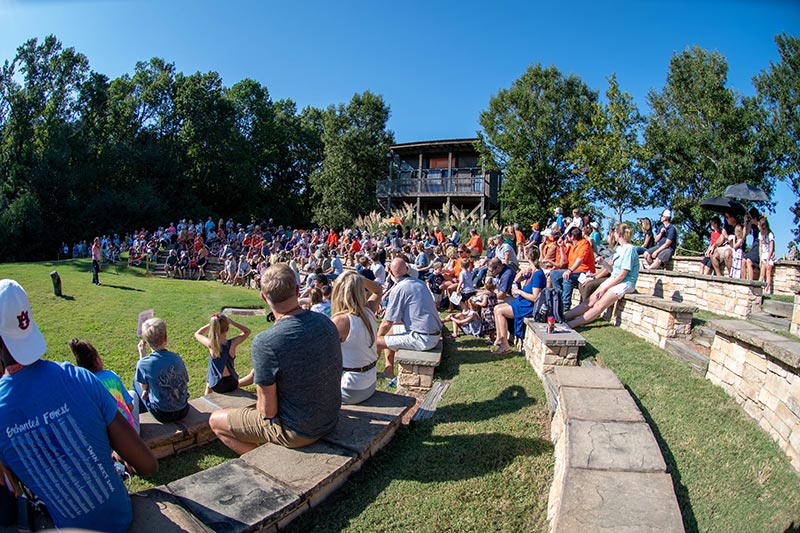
[755,33,800,239]
[569,74,651,223]
[477,64,597,227]
[310,91,393,228]
[644,46,773,249]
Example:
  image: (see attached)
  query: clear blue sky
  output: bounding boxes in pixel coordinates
[1,0,798,252]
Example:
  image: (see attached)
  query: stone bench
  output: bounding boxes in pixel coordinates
[140,389,257,459]
[522,319,586,379]
[395,339,443,392]
[129,390,415,532]
[706,319,800,472]
[635,268,763,319]
[609,293,698,349]
[662,256,800,297]
[546,366,684,532]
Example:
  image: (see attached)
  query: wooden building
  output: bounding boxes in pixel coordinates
[376,138,500,224]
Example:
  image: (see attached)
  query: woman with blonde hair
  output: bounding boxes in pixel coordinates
[565,223,639,328]
[331,271,382,404]
[194,313,252,394]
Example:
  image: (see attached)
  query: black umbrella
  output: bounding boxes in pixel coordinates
[700,196,746,216]
[723,183,769,202]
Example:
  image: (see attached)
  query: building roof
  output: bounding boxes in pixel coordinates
[390,138,479,154]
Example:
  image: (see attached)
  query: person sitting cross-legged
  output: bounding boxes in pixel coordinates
[548,227,595,312]
[209,264,342,454]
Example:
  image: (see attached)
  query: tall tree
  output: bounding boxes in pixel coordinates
[569,74,650,223]
[310,91,393,228]
[477,64,597,226]
[644,46,773,248]
[755,33,800,239]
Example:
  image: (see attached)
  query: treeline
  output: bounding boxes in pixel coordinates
[478,34,799,251]
[0,36,393,261]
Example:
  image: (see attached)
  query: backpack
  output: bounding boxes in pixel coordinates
[531,287,564,324]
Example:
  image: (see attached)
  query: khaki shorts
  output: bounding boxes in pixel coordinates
[227,407,318,449]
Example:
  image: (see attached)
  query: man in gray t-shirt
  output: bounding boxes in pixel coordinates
[377,258,442,379]
[210,264,341,454]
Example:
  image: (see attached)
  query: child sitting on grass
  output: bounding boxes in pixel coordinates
[475,278,498,343]
[133,317,190,423]
[442,299,483,338]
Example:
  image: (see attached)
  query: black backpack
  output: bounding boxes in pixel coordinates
[531,287,564,324]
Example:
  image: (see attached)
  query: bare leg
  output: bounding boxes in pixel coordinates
[238,370,254,387]
[711,254,722,276]
[568,291,620,328]
[376,336,395,378]
[492,303,515,352]
[209,410,259,455]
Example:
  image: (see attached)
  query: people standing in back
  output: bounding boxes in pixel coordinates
[91,236,102,285]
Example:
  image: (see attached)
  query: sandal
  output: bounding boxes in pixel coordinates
[491,344,511,355]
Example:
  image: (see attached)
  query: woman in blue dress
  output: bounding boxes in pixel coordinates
[491,251,547,354]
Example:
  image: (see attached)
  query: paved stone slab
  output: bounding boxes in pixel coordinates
[711,319,800,369]
[242,440,357,497]
[566,419,666,473]
[339,390,416,420]
[395,340,443,366]
[139,414,185,447]
[554,469,684,532]
[560,387,645,423]
[167,458,299,533]
[525,319,587,346]
[176,403,213,435]
[198,389,257,410]
[551,366,623,390]
[626,293,698,314]
[129,487,212,533]
[320,408,394,454]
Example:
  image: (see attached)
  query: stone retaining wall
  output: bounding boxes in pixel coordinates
[523,319,585,379]
[706,319,800,472]
[547,366,684,532]
[663,256,800,296]
[793,285,800,337]
[635,269,762,319]
[610,294,696,349]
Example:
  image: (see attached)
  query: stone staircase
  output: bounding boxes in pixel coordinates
[150,252,224,281]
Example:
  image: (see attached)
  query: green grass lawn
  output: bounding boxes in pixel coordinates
[579,322,800,533]
[1,260,798,532]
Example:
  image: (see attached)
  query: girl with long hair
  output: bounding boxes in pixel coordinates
[194,314,252,394]
[330,271,382,405]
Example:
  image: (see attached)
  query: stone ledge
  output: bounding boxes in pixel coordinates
[553,469,684,532]
[639,267,765,288]
[625,293,698,314]
[395,340,443,366]
[710,319,800,370]
[550,366,623,390]
[524,319,587,346]
[565,419,666,473]
[559,386,645,424]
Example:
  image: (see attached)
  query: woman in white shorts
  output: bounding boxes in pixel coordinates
[565,223,639,328]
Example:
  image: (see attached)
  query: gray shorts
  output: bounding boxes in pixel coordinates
[647,245,674,264]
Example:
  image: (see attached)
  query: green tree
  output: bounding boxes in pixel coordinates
[569,74,650,224]
[644,46,773,249]
[311,91,393,228]
[477,64,597,227]
[755,33,800,239]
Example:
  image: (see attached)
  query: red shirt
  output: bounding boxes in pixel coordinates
[467,234,483,255]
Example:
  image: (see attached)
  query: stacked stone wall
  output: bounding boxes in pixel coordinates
[611,295,695,349]
[663,256,799,297]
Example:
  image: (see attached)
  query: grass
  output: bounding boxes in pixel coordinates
[578,321,800,533]
[765,293,794,303]
[2,260,799,531]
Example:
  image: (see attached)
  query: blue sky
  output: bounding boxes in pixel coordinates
[1,0,798,252]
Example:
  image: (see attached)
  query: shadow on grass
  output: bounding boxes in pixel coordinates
[436,336,517,381]
[625,385,699,533]
[100,283,145,292]
[284,385,551,532]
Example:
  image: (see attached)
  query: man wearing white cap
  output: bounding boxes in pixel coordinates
[0,280,156,532]
[644,209,678,270]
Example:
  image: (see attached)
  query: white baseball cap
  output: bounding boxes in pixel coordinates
[661,209,672,219]
[0,280,46,365]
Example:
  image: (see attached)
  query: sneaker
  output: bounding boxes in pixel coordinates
[387,377,397,388]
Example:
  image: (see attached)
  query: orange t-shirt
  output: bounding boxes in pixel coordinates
[327,232,339,246]
[351,239,361,253]
[566,238,595,274]
[467,234,483,255]
[435,231,446,246]
[515,229,525,246]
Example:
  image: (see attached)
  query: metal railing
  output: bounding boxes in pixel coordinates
[377,175,486,196]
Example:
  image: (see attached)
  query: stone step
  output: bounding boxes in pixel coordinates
[691,326,715,349]
[762,298,793,319]
[412,381,450,422]
[663,338,709,376]
[748,311,790,332]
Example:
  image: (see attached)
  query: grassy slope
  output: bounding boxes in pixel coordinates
[579,322,800,533]
[1,261,798,531]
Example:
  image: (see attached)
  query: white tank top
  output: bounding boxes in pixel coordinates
[340,311,378,392]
